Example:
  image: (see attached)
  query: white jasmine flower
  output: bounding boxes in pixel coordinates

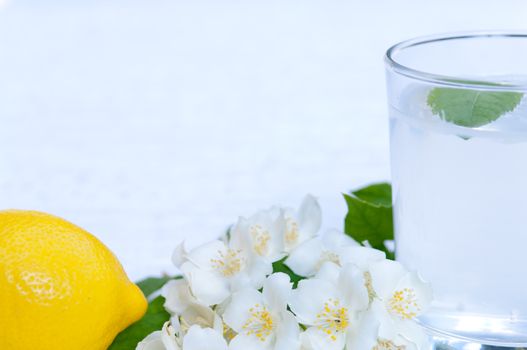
[173,240,272,306]
[182,325,229,350]
[136,318,228,350]
[161,279,223,333]
[289,263,370,350]
[284,229,358,277]
[358,259,433,349]
[347,300,430,350]
[162,279,202,315]
[338,246,386,271]
[299,331,317,350]
[153,195,436,350]
[335,246,387,304]
[135,318,180,350]
[223,273,301,350]
[281,194,322,252]
[369,260,432,322]
[230,209,286,263]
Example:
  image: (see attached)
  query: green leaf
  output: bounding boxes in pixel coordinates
[272,258,305,288]
[352,183,392,207]
[136,275,180,298]
[427,88,523,127]
[344,183,394,259]
[108,296,170,350]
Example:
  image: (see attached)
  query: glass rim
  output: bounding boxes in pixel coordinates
[385,31,527,91]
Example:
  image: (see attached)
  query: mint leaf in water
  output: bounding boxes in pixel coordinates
[427,88,523,127]
[344,183,394,259]
[108,296,170,350]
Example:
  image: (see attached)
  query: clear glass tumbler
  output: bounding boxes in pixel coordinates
[385,32,527,349]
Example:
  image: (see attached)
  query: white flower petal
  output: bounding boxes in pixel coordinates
[299,331,317,350]
[170,316,182,335]
[162,279,195,315]
[314,261,341,286]
[369,259,407,299]
[297,194,322,237]
[301,327,345,350]
[338,246,386,271]
[212,312,224,335]
[268,210,287,262]
[289,279,338,325]
[285,238,324,277]
[321,229,358,252]
[395,271,434,316]
[370,300,399,340]
[135,331,166,350]
[262,273,292,312]
[185,240,227,270]
[183,325,228,350]
[283,210,301,252]
[161,321,180,350]
[229,256,272,292]
[338,264,369,311]
[223,288,264,332]
[182,262,230,306]
[228,271,252,292]
[397,320,431,349]
[232,210,286,263]
[349,304,428,349]
[345,309,379,350]
[268,205,282,219]
[393,336,419,350]
[247,257,273,288]
[250,210,274,227]
[229,333,271,350]
[172,241,189,268]
[180,304,216,330]
[229,217,251,252]
[274,311,301,350]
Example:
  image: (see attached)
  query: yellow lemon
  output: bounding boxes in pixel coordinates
[0,210,147,350]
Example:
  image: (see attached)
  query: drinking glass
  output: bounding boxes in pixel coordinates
[385,32,527,349]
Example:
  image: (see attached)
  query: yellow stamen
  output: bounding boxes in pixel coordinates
[250,224,271,256]
[210,249,244,277]
[315,298,349,341]
[285,218,300,246]
[242,304,275,342]
[388,287,420,319]
[373,338,406,350]
[364,271,376,303]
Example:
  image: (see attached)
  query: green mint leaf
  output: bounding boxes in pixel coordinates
[344,183,394,259]
[108,296,170,350]
[136,275,180,298]
[272,258,305,288]
[427,88,523,127]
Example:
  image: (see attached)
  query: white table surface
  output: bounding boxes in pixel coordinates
[1,0,526,280]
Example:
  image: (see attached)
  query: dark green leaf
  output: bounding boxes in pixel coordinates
[344,183,394,259]
[136,275,180,298]
[272,258,305,288]
[427,88,523,127]
[108,296,170,350]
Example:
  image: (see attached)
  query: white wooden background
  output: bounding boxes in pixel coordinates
[1,0,526,279]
